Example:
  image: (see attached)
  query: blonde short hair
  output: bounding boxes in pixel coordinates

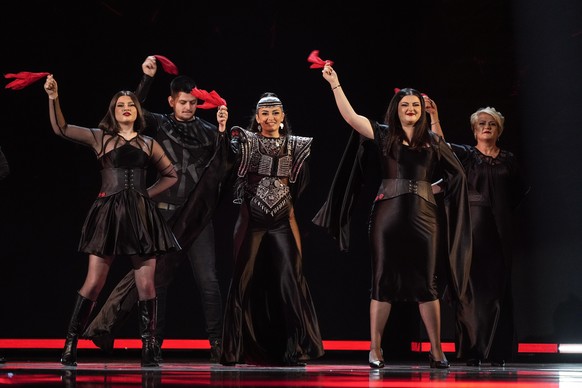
[470,107,505,136]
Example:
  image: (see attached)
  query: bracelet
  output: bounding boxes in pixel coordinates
[332,84,341,90]
[431,121,439,126]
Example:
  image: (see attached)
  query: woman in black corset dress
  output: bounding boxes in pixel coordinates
[220,93,324,366]
[313,64,472,369]
[44,75,180,367]
[432,106,530,366]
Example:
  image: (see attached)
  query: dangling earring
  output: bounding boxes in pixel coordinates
[257,124,262,131]
[279,123,284,130]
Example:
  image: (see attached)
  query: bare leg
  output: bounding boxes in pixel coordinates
[131,256,157,300]
[370,299,391,361]
[79,254,114,301]
[418,299,446,361]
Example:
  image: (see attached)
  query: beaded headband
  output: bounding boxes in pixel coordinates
[256,96,283,110]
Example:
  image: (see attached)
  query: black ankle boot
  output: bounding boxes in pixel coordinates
[61,293,96,366]
[138,298,158,367]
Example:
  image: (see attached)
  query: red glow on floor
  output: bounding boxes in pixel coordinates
[0,339,569,354]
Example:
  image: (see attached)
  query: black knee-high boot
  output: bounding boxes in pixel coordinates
[153,285,168,363]
[138,298,158,367]
[61,293,96,366]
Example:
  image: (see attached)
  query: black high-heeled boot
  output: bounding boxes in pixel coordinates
[61,293,96,366]
[138,298,158,367]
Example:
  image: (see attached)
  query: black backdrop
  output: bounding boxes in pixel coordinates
[1,0,581,356]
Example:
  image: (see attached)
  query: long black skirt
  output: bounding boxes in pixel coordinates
[369,194,440,302]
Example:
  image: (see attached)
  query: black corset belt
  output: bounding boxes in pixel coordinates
[98,167,148,198]
[375,178,435,205]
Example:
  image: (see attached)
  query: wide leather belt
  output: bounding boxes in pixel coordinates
[375,178,435,205]
[98,167,147,197]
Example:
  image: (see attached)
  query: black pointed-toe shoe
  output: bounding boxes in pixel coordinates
[490,359,506,367]
[428,352,450,369]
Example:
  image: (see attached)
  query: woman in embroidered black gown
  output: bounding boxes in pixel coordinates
[432,106,530,366]
[313,64,472,369]
[220,93,324,366]
[44,75,180,367]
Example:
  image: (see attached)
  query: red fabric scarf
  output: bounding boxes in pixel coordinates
[191,87,227,109]
[154,55,179,75]
[307,50,334,68]
[4,71,50,90]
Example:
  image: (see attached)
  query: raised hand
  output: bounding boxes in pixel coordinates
[44,74,58,99]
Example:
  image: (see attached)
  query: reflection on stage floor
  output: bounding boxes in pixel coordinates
[1,352,581,387]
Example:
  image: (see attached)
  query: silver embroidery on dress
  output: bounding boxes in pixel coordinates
[250,177,291,216]
[234,130,313,215]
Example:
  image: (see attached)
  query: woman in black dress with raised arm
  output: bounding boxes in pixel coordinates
[314,64,472,369]
[44,75,180,367]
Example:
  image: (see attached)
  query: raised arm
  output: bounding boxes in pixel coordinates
[147,139,178,198]
[43,75,100,150]
[135,55,158,104]
[322,64,374,139]
[424,95,444,139]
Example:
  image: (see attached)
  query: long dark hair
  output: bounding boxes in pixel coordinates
[383,88,430,150]
[248,92,292,136]
[98,91,146,134]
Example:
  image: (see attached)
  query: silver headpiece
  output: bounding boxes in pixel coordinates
[256,96,283,110]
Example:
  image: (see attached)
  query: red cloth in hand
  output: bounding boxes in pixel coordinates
[191,87,227,109]
[4,71,50,90]
[154,55,179,75]
[307,50,334,68]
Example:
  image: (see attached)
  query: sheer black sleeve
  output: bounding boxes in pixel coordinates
[48,97,102,153]
[147,138,178,198]
[135,74,154,104]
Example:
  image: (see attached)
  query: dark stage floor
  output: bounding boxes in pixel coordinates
[1,351,581,387]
